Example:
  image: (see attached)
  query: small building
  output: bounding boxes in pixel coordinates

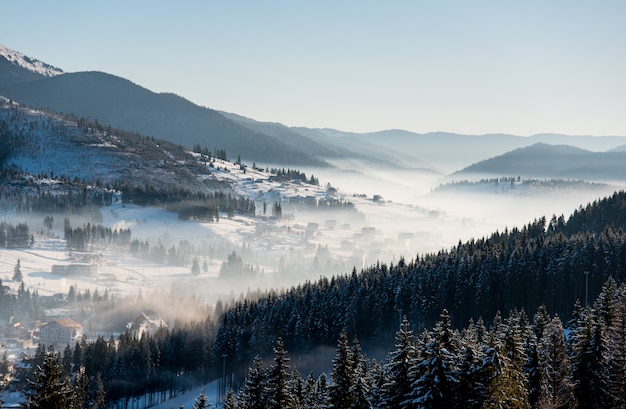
[306,223,319,238]
[39,318,82,348]
[361,227,376,240]
[127,312,167,337]
[51,263,97,277]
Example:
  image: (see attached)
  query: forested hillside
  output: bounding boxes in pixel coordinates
[214,191,626,365]
[226,279,626,408]
[454,142,626,181]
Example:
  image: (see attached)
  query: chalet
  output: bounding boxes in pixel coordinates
[39,318,82,347]
[127,312,167,337]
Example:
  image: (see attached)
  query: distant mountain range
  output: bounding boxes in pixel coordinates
[453,143,626,182]
[1,43,626,175]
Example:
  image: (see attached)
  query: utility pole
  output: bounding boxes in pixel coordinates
[585,271,589,308]
[222,353,227,401]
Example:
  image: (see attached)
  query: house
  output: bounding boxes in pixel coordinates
[127,312,167,337]
[38,318,82,347]
[306,223,319,238]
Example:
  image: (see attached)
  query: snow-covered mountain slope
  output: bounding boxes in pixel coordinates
[0,98,221,192]
[0,44,63,77]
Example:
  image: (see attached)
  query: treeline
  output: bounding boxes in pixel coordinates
[291,196,356,212]
[0,221,32,247]
[434,177,607,193]
[0,169,117,213]
[0,118,11,167]
[228,278,626,409]
[63,219,131,251]
[213,191,626,366]
[128,238,200,268]
[173,194,255,221]
[219,251,257,280]
[27,277,626,408]
[192,144,228,161]
[117,183,255,218]
[269,167,319,186]
[23,318,218,409]
[0,279,43,323]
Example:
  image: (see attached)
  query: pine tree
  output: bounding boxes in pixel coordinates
[579,291,616,408]
[26,346,76,409]
[192,388,212,409]
[191,257,200,275]
[533,304,551,341]
[350,336,371,409]
[316,372,330,409]
[382,316,415,409]
[409,309,461,408]
[265,337,296,409]
[239,355,266,409]
[93,372,106,409]
[223,388,238,409]
[607,285,626,407]
[480,332,530,409]
[569,300,595,408]
[329,330,355,409]
[456,336,485,409]
[13,258,23,282]
[536,316,575,409]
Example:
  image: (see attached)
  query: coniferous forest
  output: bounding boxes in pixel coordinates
[20,190,626,408]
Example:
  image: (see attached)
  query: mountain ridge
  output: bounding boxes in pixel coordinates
[453,142,626,181]
[2,44,626,173]
[0,70,328,167]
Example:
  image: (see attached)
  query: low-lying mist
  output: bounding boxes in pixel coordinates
[4,160,624,340]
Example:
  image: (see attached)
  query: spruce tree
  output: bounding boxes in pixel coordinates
[26,346,75,409]
[607,285,626,407]
[536,316,575,409]
[584,298,615,407]
[381,316,415,409]
[409,310,461,408]
[480,334,530,409]
[456,340,485,409]
[329,330,355,409]
[223,388,238,409]
[13,258,23,282]
[192,388,212,409]
[239,355,266,409]
[350,336,371,409]
[569,301,595,408]
[265,337,296,409]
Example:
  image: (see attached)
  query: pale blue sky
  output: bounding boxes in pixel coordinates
[2,1,625,136]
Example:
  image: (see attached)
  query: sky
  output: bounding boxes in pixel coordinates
[2,1,625,136]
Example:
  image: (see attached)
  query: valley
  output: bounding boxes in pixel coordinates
[1,40,626,408]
